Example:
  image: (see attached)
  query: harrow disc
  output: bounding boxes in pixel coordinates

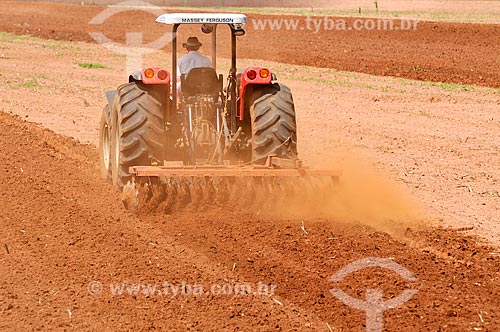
[121,173,339,214]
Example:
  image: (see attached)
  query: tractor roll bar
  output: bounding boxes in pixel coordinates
[171,22,241,131]
[172,23,180,110]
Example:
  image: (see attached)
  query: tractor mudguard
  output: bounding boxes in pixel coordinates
[238,67,272,120]
[129,70,142,83]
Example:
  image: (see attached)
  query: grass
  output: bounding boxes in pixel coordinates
[33,74,48,78]
[22,79,39,88]
[0,31,31,42]
[419,110,432,118]
[41,44,57,50]
[6,76,43,89]
[429,82,475,92]
[0,32,84,57]
[78,62,107,69]
[399,79,479,92]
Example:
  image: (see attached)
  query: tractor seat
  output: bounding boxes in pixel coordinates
[181,67,221,97]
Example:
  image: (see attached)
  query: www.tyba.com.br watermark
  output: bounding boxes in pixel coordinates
[87,280,277,298]
[251,17,419,33]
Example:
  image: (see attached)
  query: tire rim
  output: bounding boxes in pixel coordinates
[102,124,110,170]
[114,119,120,170]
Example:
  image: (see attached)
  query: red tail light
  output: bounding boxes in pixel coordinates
[157,70,168,80]
[247,70,257,80]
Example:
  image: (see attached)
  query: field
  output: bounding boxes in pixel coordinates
[0,1,500,331]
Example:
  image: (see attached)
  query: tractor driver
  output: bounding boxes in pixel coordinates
[177,36,211,76]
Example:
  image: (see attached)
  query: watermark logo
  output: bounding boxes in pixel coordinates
[87,280,277,298]
[251,17,419,33]
[88,0,173,76]
[87,280,104,296]
[330,257,418,332]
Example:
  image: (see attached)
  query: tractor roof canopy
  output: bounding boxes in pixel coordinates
[156,13,247,25]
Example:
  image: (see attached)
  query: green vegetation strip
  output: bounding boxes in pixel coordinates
[78,62,107,69]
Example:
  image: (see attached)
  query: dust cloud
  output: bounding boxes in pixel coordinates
[272,152,426,236]
[133,151,427,238]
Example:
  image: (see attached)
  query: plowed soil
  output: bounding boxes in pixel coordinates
[1,110,500,331]
[1,1,500,331]
[0,1,499,87]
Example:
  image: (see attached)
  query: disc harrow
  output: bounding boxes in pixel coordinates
[122,164,341,214]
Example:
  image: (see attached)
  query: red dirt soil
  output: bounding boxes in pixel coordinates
[0,1,499,87]
[1,110,500,330]
[1,2,500,330]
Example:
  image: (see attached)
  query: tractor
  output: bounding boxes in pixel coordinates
[98,13,338,211]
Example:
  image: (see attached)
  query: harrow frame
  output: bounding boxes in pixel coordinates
[129,157,340,181]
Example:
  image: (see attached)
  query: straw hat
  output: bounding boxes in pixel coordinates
[182,36,202,49]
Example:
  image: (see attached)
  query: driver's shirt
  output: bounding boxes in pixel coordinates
[177,51,211,76]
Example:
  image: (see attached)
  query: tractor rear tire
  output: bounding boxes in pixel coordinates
[98,105,112,181]
[249,83,298,164]
[111,82,165,190]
